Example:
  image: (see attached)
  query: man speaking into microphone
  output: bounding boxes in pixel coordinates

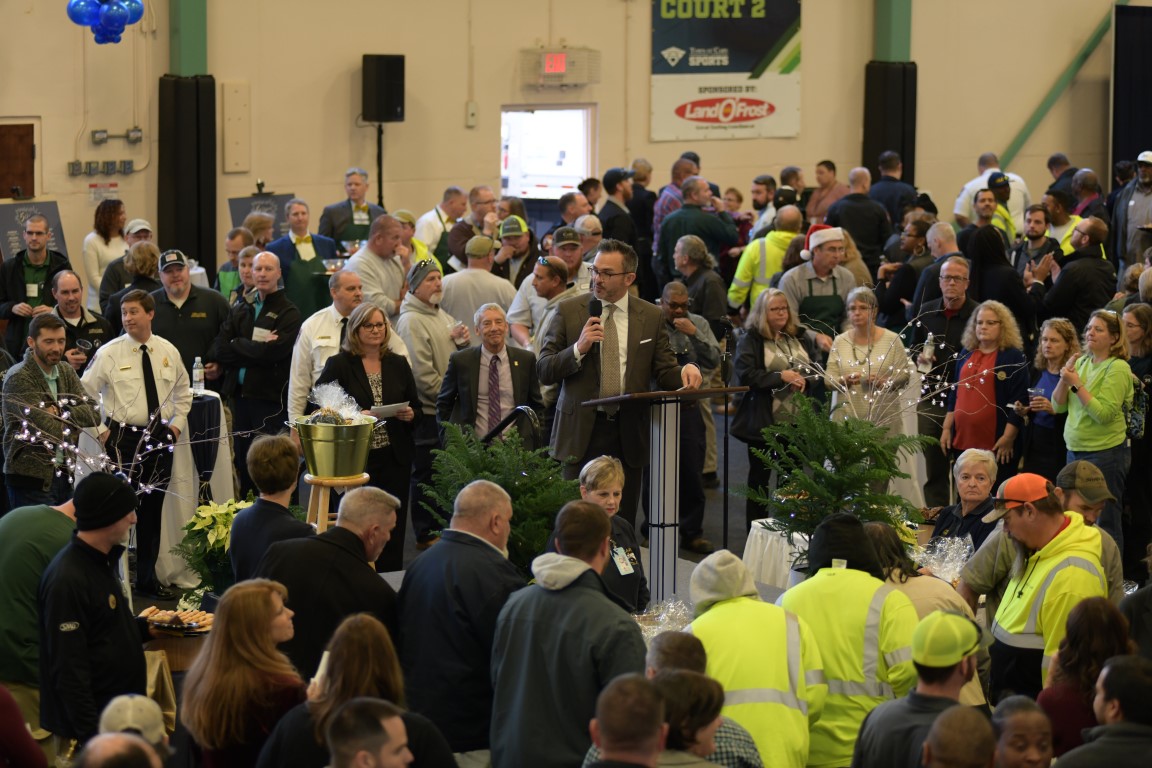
[538,238,702,527]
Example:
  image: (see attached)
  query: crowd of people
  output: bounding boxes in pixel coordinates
[4,150,1152,767]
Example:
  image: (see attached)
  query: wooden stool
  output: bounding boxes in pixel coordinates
[305,473,370,533]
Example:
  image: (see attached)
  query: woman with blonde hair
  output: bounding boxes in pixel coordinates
[181,579,305,768]
[941,300,1028,484]
[839,230,874,289]
[314,302,419,572]
[256,613,453,768]
[242,211,276,249]
[731,287,820,527]
[1053,308,1134,549]
[1016,318,1080,481]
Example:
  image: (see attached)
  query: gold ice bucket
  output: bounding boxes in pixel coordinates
[293,417,377,478]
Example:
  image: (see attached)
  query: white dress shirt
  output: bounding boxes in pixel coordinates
[287,305,409,422]
[81,332,192,436]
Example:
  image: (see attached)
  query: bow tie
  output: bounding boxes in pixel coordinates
[354,204,368,213]
[295,235,312,245]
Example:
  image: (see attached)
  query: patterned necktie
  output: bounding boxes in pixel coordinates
[139,344,161,419]
[600,304,621,401]
[488,355,502,435]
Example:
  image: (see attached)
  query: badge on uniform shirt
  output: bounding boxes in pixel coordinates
[59,621,80,632]
[162,357,170,368]
[996,371,1006,380]
[108,594,117,609]
[191,312,207,319]
[612,546,635,575]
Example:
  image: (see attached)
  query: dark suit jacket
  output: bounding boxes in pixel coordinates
[537,294,683,468]
[317,200,386,242]
[255,526,398,678]
[436,345,543,443]
[229,498,313,583]
[599,199,638,250]
[314,349,420,467]
[265,232,340,275]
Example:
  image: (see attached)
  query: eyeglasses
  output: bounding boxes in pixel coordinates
[360,322,386,331]
[940,275,969,283]
[664,301,691,311]
[588,267,633,279]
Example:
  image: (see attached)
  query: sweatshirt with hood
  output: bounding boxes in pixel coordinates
[490,553,646,768]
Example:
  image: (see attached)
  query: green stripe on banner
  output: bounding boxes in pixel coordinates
[779,44,802,75]
[749,20,800,79]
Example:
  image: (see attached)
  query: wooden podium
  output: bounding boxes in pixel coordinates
[583,386,747,602]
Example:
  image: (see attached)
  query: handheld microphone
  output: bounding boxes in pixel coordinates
[588,298,602,353]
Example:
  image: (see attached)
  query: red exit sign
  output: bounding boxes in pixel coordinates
[543,52,567,74]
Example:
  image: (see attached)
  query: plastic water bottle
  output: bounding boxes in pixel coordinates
[192,356,205,396]
[917,332,935,374]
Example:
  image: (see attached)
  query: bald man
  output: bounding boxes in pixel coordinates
[825,167,892,277]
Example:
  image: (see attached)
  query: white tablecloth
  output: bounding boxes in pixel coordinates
[78,390,235,588]
[742,523,808,591]
[190,266,209,288]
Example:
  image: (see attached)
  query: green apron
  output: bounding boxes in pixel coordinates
[285,255,329,319]
[338,203,373,243]
[797,275,845,340]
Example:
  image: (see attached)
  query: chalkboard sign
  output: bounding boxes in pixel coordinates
[227,194,296,241]
[0,201,69,262]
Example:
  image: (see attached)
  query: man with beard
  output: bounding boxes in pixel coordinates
[957,189,1002,256]
[748,173,778,238]
[396,259,470,548]
[50,270,113,373]
[2,314,100,507]
[976,473,1107,700]
[598,168,638,251]
[958,461,1124,623]
[1024,216,1115,334]
[507,227,590,349]
[1009,205,1061,276]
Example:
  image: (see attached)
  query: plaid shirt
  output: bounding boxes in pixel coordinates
[652,184,686,255]
[583,717,764,768]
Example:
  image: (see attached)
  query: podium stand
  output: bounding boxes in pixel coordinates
[583,386,747,603]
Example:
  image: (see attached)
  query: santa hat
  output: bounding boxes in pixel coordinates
[800,224,844,261]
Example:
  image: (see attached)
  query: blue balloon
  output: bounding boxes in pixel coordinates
[67,0,101,26]
[125,0,144,25]
[92,29,111,44]
[98,1,130,30]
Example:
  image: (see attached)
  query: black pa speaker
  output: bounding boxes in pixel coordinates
[862,61,918,187]
[363,54,405,123]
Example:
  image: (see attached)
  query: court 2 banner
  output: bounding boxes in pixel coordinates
[651,0,801,141]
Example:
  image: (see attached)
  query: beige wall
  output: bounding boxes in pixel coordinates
[1,0,1146,283]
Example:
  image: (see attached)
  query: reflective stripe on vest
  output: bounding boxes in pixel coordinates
[992,555,1104,650]
[1022,556,1104,635]
[722,611,810,716]
[826,584,902,700]
[755,239,771,287]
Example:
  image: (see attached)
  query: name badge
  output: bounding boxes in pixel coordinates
[26,283,38,298]
[612,546,635,576]
[252,327,273,342]
[191,312,207,318]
